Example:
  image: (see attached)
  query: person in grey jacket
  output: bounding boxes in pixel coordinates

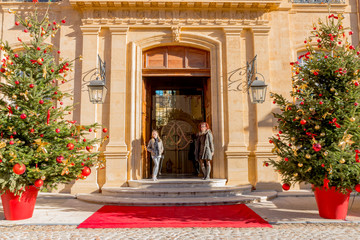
[194,122,214,180]
[147,130,164,181]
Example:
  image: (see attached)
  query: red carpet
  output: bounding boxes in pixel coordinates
[77,204,271,228]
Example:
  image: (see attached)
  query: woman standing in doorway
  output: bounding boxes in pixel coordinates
[147,130,164,181]
[195,122,214,180]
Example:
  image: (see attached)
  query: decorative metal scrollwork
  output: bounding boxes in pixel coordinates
[228,55,257,92]
[161,120,193,150]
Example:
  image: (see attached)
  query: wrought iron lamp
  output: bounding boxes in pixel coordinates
[88,55,107,104]
[249,76,268,104]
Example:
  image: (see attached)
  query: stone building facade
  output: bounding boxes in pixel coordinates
[0,0,359,193]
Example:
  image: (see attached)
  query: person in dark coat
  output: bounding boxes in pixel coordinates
[147,130,164,181]
[194,122,214,180]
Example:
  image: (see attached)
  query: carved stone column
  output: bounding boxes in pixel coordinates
[102,27,129,188]
[71,26,100,194]
[223,28,251,186]
[252,27,280,190]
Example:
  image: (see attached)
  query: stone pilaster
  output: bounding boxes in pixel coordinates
[71,26,100,194]
[102,27,129,188]
[223,28,251,186]
[252,27,280,190]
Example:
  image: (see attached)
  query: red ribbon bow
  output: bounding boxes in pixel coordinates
[323,176,330,190]
[356,150,360,163]
[329,118,341,128]
[7,106,12,115]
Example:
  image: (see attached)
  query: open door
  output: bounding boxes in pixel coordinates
[142,78,152,179]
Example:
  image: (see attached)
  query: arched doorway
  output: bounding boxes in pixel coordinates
[142,46,211,178]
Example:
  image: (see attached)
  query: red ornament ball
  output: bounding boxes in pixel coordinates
[60,102,63,105]
[39,100,44,104]
[82,166,91,177]
[15,21,19,26]
[56,156,64,163]
[20,114,27,119]
[9,140,14,145]
[0,68,5,73]
[355,103,359,106]
[300,119,307,125]
[89,129,92,132]
[15,81,19,85]
[34,179,44,188]
[284,158,289,162]
[67,143,74,150]
[30,128,35,133]
[312,143,322,152]
[55,128,60,133]
[61,19,66,24]
[355,184,360,193]
[86,146,93,152]
[14,54,19,58]
[282,183,290,191]
[0,159,2,163]
[36,47,41,51]
[83,139,86,142]
[319,101,323,105]
[40,134,44,137]
[29,84,34,88]
[102,128,108,133]
[13,163,26,175]
[355,81,359,87]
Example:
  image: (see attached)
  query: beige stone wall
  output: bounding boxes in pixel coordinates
[0,0,359,193]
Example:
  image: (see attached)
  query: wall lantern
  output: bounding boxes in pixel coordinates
[249,76,268,104]
[88,55,107,104]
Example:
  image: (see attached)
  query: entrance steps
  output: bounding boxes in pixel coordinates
[76,179,277,206]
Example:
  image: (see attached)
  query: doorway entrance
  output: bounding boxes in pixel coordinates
[142,46,211,179]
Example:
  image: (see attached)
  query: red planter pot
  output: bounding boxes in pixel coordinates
[1,186,39,220]
[313,186,351,220]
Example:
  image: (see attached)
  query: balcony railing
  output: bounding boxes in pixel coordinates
[292,0,345,3]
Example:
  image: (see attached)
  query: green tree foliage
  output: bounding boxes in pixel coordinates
[267,14,360,192]
[0,7,106,196]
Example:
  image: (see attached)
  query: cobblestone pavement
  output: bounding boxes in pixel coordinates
[0,223,359,240]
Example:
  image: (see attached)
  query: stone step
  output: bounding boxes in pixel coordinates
[76,191,277,206]
[128,178,227,188]
[101,185,252,198]
[77,194,256,206]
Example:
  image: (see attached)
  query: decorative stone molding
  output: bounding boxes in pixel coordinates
[69,0,282,26]
[171,26,181,42]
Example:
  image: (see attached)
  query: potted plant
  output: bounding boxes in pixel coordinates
[0,5,107,220]
[266,13,360,219]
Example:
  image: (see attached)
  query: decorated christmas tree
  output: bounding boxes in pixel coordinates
[267,13,360,193]
[0,6,107,196]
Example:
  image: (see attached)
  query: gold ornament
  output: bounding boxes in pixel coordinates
[350,117,356,122]
[33,139,50,154]
[51,34,55,37]
[20,90,29,101]
[320,133,325,137]
[293,173,298,177]
[335,92,338,96]
[45,158,49,161]
[0,142,6,149]
[298,163,303,167]
[338,133,355,150]
[323,151,329,156]
[315,125,320,130]
[339,158,345,164]
[30,34,33,37]
[306,167,312,172]
[295,116,300,120]
[42,31,46,35]
[12,94,17,99]
[41,176,46,180]
[291,137,296,141]
[37,58,43,64]
[305,154,311,159]
[330,87,335,92]
[309,108,315,112]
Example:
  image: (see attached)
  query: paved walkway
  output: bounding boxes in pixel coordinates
[0,191,360,239]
